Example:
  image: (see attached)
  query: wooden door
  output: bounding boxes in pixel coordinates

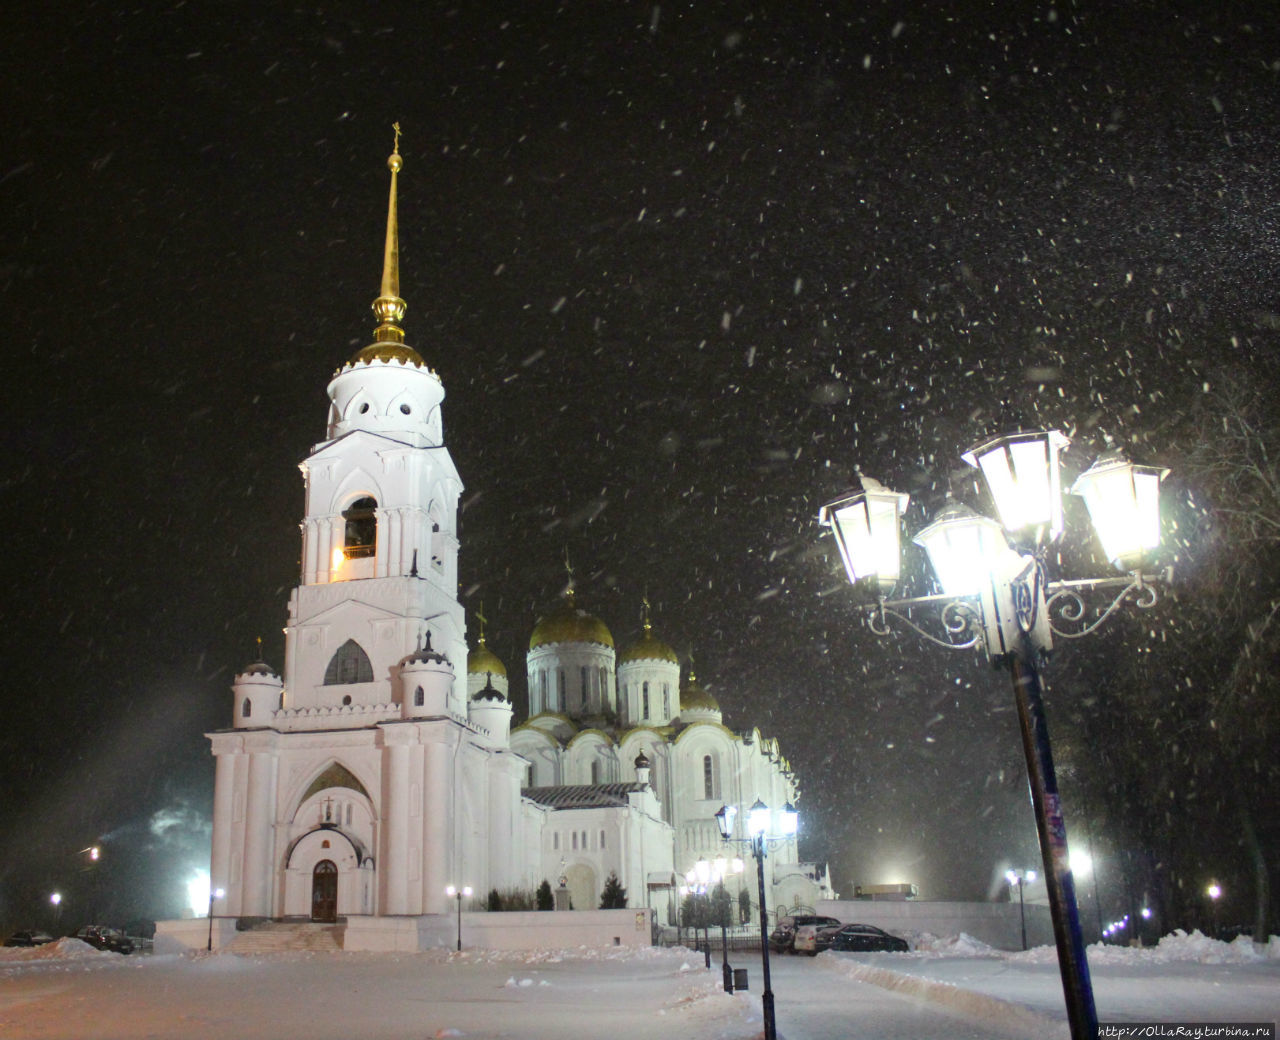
[311,860,338,922]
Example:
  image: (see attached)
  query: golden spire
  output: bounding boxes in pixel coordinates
[641,594,652,636]
[563,547,576,604]
[476,602,488,647]
[351,123,423,365]
[372,122,406,343]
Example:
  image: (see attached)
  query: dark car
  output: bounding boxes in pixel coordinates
[829,923,909,953]
[3,930,55,947]
[768,915,841,954]
[75,926,134,954]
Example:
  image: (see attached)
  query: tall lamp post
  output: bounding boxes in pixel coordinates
[445,884,472,951]
[207,887,224,952]
[685,855,743,991]
[1006,869,1037,951]
[716,799,798,1040]
[50,892,62,934]
[821,434,1169,1040]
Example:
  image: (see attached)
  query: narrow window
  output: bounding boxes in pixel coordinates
[599,667,609,706]
[324,639,373,684]
[662,683,670,718]
[553,831,559,850]
[591,760,600,784]
[703,754,715,799]
[242,698,251,718]
[558,669,565,711]
[642,682,650,720]
[526,764,534,788]
[540,671,548,712]
[342,496,377,559]
[600,830,606,850]
[572,832,578,851]
[413,686,424,707]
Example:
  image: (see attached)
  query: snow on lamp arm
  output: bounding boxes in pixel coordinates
[819,431,1170,1040]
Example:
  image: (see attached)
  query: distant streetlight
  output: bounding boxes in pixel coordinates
[821,435,1168,1040]
[716,799,798,1040]
[445,884,472,951]
[207,887,224,951]
[50,892,62,932]
[1207,883,1222,939]
[1005,869,1038,951]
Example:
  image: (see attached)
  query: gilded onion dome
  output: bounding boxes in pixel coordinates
[618,600,678,665]
[529,588,614,650]
[680,667,720,712]
[467,620,508,678]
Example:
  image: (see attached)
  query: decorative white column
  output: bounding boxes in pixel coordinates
[422,734,452,914]
[382,731,413,914]
[209,743,237,909]
[241,748,278,916]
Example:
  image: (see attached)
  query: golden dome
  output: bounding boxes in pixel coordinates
[530,591,614,650]
[468,642,508,678]
[680,671,720,712]
[619,631,678,665]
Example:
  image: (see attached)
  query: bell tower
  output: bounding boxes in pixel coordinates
[282,127,466,720]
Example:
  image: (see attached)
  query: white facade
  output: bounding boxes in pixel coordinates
[206,141,824,943]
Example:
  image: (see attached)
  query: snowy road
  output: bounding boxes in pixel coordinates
[1,933,1276,1040]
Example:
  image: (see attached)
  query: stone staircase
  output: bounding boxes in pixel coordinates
[223,921,345,954]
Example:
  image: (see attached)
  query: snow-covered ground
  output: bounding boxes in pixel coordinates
[0,931,1276,1039]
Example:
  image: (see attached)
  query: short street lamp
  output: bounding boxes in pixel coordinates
[50,892,62,932]
[716,799,798,1040]
[207,887,224,952]
[821,432,1169,1040]
[685,855,742,991]
[445,884,472,951]
[1206,883,1222,938]
[1006,868,1037,951]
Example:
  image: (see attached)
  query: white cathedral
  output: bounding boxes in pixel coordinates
[205,136,833,942]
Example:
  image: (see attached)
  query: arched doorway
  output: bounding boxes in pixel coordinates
[312,860,338,922]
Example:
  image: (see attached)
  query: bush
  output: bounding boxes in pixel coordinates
[536,879,554,911]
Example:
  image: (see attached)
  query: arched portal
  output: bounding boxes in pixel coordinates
[312,860,338,922]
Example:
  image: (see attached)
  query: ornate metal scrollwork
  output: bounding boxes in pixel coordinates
[1045,575,1159,640]
[866,596,982,651]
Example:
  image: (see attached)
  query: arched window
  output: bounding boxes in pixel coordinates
[242,697,251,718]
[591,760,601,784]
[599,667,609,705]
[642,682,650,720]
[324,639,374,685]
[342,497,377,559]
[413,686,424,707]
[703,754,717,799]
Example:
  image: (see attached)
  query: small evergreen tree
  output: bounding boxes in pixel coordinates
[536,879,554,911]
[486,888,503,912]
[738,887,752,925]
[709,883,734,929]
[599,871,628,909]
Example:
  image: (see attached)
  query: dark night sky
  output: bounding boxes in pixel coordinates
[4,2,1278,928]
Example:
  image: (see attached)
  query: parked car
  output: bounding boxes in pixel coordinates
[768,915,841,954]
[828,923,909,953]
[75,926,134,954]
[3,930,55,947]
[793,920,846,955]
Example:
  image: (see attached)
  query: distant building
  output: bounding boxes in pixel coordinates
[205,138,830,940]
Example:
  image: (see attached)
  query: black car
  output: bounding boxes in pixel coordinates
[768,915,842,954]
[75,926,134,954]
[3,930,55,947]
[828,923,909,953]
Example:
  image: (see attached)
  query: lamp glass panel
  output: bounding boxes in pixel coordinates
[1075,459,1163,567]
[747,802,771,837]
[695,859,711,884]
[917,516,1006,596]
[778,805,799,837]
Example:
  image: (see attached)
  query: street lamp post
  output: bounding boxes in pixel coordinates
[685,855,742,991]
[207,887,224,951]
[716,800,798,1040]
[821,433,1168,1040]
[1006,869,1037,950]
[50,892,62,934]
[1206,883,1222,938]
[445,885,472,951]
